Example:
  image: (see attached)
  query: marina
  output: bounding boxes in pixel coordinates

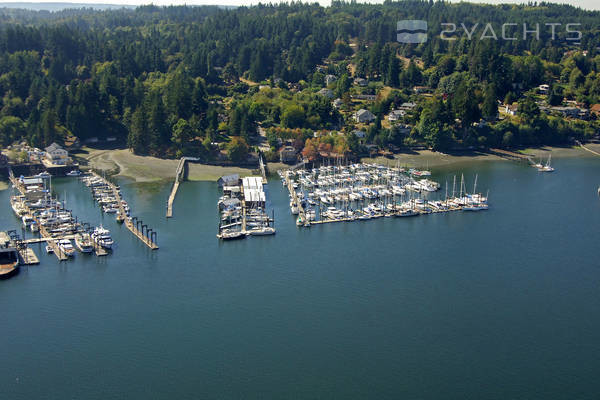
[282,163,489,226]
[8,170,113,262]
[82,172,158,250]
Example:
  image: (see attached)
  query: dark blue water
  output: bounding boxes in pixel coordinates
[1,157,599,399]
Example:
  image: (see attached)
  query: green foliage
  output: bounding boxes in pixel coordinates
[226,137,249,162]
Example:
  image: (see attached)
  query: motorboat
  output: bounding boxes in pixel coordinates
[57,239,75,257]
[75,234,94,253]
[91,226,114,249]
[66,170,82,177]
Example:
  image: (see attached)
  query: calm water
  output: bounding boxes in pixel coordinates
[1,157,600,399]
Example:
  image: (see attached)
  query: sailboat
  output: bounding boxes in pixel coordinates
[538,154,554,172]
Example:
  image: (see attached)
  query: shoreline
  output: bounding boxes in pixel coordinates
[361,145,600,170]
[1,144,594,189]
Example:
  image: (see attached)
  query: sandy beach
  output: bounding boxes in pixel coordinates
[77,148,256,182]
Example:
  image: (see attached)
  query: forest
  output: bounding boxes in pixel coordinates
[1,1,600,161]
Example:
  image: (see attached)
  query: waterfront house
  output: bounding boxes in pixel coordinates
[217,174,240,187]
[538,84,550,94]
[354,109,376,123]
[44,143,70,165]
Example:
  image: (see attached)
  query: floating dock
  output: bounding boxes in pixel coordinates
[89,172,159,250]
[18,247,39,265]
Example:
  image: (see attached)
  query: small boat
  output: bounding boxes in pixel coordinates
[248,226,276,236]
[57,239,75,257]
[219,230,246,240]
[397,209,419,217]
[45,245,54,254]
[35,172,51,179]
[66,170,82,177]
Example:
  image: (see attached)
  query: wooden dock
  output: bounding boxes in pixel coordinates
[287,176,307,225]
[259,155,268,184]
[166,157,198,218]
[125,220,159,249]
[90,172,159,250]
[18,247,39,265]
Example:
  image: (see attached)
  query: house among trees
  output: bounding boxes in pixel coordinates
[399,102,416,111]
[387,110,406,121]
[590,104,600,117]
[280,145,298,163]
[325,74,337,85]
[332,98,343,108]
[413,86,431,94]
[351,94,376,101]
[44,143,71,166]
[505,104,518,116]
[538,84,550,95]
[318,88,334,98]
[353,77,367,87]
[354,109,376,123]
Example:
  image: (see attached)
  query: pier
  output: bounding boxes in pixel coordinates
[166,157,199,218]
[88,172,159,250]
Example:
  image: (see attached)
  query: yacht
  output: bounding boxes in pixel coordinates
[66,170,82,177]
[248,226,276,236]
[91,226,114,249]
[75,234,94,253]
[57,239,75,257]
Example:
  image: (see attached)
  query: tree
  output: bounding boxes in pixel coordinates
[226,136,249,162]
[0,116,26,146]
[171,119,194,155]
[482,84,498,121]
[281,105,305,128]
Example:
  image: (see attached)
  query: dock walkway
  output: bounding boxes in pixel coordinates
[166,157,198,218]
[90,172,159,250]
